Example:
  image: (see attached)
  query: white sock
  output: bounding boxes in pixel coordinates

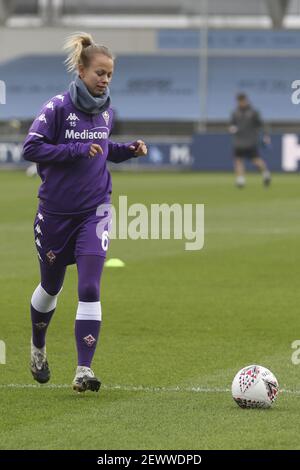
[31,283,62,313]
[76,301,102,321]
[236,175,245,186]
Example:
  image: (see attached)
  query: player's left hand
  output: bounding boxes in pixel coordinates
[129,140,148,157]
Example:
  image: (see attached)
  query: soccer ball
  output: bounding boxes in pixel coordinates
[231,365,279,409]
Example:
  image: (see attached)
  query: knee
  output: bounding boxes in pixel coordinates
[41,283,63,297]
[31,283,62,313]
[78,281,100,302]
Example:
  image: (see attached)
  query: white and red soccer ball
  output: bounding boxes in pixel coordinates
[232,365,279,409]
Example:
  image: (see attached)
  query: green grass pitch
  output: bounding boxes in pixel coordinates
[1,170,300,450]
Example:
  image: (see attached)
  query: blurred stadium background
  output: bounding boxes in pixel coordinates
[2,0,300,451]
[1,0,300,171]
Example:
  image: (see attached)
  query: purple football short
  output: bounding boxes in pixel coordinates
[33,205,111,266]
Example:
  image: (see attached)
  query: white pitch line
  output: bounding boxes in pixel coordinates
[0,383,299,395]
[104,385,230,393]
[0,383,229,393]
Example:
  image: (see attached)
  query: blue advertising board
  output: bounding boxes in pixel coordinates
[3,133,300,173]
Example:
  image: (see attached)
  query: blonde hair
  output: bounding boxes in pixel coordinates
[63,32,114,73]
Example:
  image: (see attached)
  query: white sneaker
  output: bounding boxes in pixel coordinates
[263,172,271,187]
[30,339,50,384]
[72,366,101,393]
[236,176,245,188]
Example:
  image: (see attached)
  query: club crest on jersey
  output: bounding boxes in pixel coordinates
[66,113,80,127]
[102,111,110,126]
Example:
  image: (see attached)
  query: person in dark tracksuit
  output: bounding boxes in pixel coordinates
[229,93,271,188]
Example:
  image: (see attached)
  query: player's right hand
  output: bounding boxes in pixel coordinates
[89,143,103,158]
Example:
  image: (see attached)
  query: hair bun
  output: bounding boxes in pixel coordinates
[81,35,93,48]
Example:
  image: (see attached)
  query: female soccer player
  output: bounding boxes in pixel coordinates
[23,32,147,392]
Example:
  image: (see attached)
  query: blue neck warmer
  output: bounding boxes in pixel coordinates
[69,76,110,115]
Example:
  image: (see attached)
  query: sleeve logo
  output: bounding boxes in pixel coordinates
[38,114,47,124]
[46,101,54,110]
[55,94,65,102]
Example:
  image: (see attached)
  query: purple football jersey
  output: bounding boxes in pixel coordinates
[23,92,134,214]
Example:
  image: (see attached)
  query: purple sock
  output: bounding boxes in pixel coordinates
[75,255,105,368]
[31,304,55,349]
[31,261,66,348]
[75,320,101,367]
